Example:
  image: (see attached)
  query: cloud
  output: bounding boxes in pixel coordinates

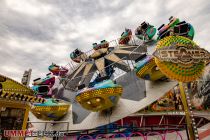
[0,0,209,82]
[6,0,52,16]
[0,0,57,41]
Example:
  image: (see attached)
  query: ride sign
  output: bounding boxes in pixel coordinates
[153,43,210,65]
[153,36,209,82]
[153,35,209,140]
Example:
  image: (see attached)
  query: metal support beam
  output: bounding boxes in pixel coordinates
[196,118,203,127]
[140,116,143,127]
[120,119,124,126]
[159,115,164,125]
[179,82,195,140]
[177,116,185,128]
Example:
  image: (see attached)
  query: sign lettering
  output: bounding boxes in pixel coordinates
[153,43,210,64]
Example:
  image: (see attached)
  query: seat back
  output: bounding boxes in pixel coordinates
[174,23,189,35]
[141,22,148,30]
[158,24,165,30]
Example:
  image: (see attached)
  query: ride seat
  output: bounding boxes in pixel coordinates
[169,16,174,21]
[46,73,51,76]
[159,30,170,39]
[78,84,86,90]
[174,23,189,35]
[158,24,165,30]
[141,22,148,30]
[135,28,141,35]
[135,53,147,63]
[33,78,41,82]
[75,49,82,56]
[175,21,186,25]
[38,86,49,93]
[121,32,125,36]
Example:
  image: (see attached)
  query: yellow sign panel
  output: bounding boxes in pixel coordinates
[0,74,34,95]
[154,36,208,82]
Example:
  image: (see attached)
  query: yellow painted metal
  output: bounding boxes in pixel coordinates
[0,74,34,95]
[155,36,205,82]
[179,82,195,140]
[0,98,29,108]
[76,87,123,112]
[22,105,30,130]
[30,103,70,121]
[136,57,165,81]
[0,91,45,103]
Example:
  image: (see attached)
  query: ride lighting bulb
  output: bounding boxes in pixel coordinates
[96,98,101,102]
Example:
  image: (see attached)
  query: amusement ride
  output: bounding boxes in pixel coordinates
[0,16,210,140]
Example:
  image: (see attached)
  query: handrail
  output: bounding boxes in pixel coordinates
[62,56,132,89]
[67,35,144,72]
[63,37,147,84]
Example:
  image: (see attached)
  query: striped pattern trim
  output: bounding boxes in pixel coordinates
[136,58,155,77]
[31,105,70,112]
[76,87,123,102]
[0,74,34,95]
[0,90,45,103]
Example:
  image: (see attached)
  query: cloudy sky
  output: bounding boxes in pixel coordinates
[0,0,209,82]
